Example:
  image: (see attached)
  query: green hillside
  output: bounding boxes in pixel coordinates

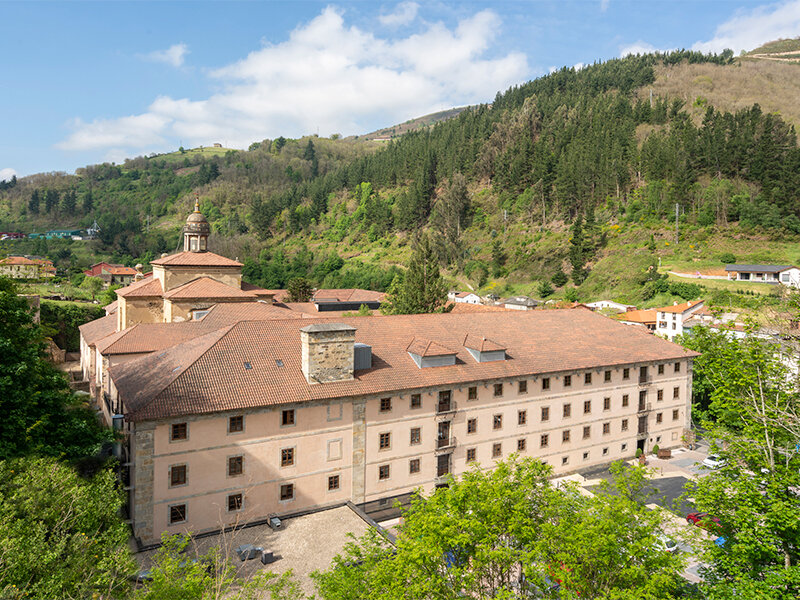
[2,47,800,313]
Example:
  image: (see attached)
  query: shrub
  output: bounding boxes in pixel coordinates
[537,280,554,298]
[652,444,660,455]
[635,448,643,458]
[551,270,568,287]
[718,252,736,264]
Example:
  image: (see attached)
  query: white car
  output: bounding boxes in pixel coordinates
[702,455,725,469]
[656,534,679,554]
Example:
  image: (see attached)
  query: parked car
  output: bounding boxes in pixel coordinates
[655,534,679,554]
[686,512,721,530]
[702,455,725,469]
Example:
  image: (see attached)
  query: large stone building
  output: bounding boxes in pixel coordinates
[103,309,695,546]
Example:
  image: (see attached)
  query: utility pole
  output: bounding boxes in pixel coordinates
[675,203,679,244]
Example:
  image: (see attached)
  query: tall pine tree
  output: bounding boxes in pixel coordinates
[381,233,448,314]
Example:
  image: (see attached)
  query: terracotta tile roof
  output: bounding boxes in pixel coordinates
[280,302,360,316]
[112,309,699,422]
[261,289,291,302]
[240,282,276,297]
[104,300,118,315]
[313,289,385,303]
[463,333,505,352]
[78,313,117,346]
[104,265,137,275]
[150,251,242,267]
[163,277,256,299]
[115,277,163,298]
[448,302,509,313]
[656,300,704,314]
[97,321,213,355]
[1,256,37,265]
[198,302,310,327]
[614,309,657,324]
[406,338,457,357]
[452,291,478,298]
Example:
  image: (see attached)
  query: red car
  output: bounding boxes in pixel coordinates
[686,512,721,530]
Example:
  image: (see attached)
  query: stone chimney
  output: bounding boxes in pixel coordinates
[134,263,144,281]
[300,323,357,384]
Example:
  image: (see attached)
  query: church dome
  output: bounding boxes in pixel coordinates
[184,198,211,234]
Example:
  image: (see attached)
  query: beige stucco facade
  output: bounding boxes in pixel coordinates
[117,358,693,546]
[152,264,241,293]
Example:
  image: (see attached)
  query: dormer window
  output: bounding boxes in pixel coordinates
[463,334,506,362]
[406,338,457,368]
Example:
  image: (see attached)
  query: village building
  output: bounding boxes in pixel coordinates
[497,296,539,310]
[84,262,139,286]
[448,291,482,305]
[654,300,704,341]
[585,300,637,313]
[0,255,55,279]
[725,264,800,287]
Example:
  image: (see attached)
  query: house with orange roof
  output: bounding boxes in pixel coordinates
[0,256,41,278]
[654,300,705,341]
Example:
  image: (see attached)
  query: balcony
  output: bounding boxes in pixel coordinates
[638,376,652,387]
[436,399,457,418]
[637,402,652,414]
[435,436,456,453]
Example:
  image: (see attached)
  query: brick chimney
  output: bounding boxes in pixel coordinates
[300,323,357,384]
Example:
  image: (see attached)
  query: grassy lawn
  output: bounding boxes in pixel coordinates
[150,146,238,164]
[665,272,777,295]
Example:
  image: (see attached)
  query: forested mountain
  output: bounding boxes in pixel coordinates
[2,48,800,300]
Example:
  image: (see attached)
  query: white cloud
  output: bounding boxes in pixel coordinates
[573,62,585,71]
[600,0,610,12]
[379,1,419,27]
[0,167,16,182]
[548,65,557,74]
[693,0,800,55]
[143,43,189,68]
[59,6,528,154]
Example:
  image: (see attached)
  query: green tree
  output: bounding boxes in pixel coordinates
[81,275,104,300]
[0,457,135,599]
[537,280,554,298]
[381,234,448,315]
[681,325,800,597]
[569,213,587,284]
[287,276,314,302]
[0,278,110,459]
[28,189,40,214]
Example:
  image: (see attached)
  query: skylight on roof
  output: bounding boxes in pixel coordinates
[276,359,284,367]
[244,361,252,370]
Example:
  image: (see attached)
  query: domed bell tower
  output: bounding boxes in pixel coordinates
[184,195,211,252]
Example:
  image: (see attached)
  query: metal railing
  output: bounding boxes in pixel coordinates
[436,436,456,451]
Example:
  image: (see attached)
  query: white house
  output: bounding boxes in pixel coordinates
[725,264,800,288]
[655,300,705,341]
[499,296,539,311]
[585,300,637,312]
[448,291,481,304]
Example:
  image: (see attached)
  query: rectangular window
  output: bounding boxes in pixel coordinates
[583,451,589,461]
[280,484,294,501]
[621,443,628,452]
[658,364,665,375]
[584,372,592,384]
[602,447,609,456]
[409,458,420,473]
[542,377,550,390]
[171,422,187,441]
[540,434,549,448]
[622,394,629,408]
[169,504,187,524]
[170,464,186,487]
[583,425,591,439]
[562,430,571,443]
[656,413,663,424]
[564,375,572,387]
[328,475,340,490]
[228,415,244,433]
[492,443,502,458]
[379,432,391,450]
[227,493,243,512]
[494,383,504,397]
[466,448,476,463]
[674,362,681,373]
[602,422,610,435]
[657,389,664,402]
[623,368,630,380]
[517,438,527,452]
[518,410,527,425]
[604,370,612,382]
[562,456,569,466]
[673,409,679,421]
[541,406,550,422]
[603,397,611,411]
[673,386,680,399]
[228,455,243,476]
[518,380,528,394]
[493,414,503,430]
[410,394,421,409]
[410,428,420,445]
[467,418,477,434]
[563,403,571,418]
[281,409,295,426]
[280,448,294,467]
[380,397,392,412]
[378,465,390,480]
[468,386,478,400]
[583,400,591,414]
[621,418,629,431]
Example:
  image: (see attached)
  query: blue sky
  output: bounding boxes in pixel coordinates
[2,0,800,179]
